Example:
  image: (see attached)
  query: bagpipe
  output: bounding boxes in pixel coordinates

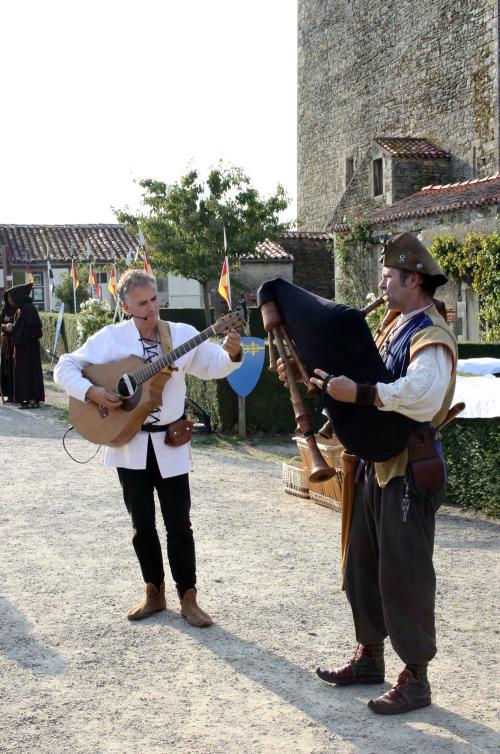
[257,278,422,479]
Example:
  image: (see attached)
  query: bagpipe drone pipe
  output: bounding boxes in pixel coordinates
[257,278,422,464]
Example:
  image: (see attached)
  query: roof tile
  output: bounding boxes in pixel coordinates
[0,224,137,264]
[375,137,450,159]
[369,174,500,226]
[247,239,293,261]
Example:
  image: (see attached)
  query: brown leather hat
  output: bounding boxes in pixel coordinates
[380,232,447,287]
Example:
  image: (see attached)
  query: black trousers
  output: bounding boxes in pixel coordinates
[117,437,196,594]
[344,462,443,665]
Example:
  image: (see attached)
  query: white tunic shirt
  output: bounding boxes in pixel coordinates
[54,318,243,478]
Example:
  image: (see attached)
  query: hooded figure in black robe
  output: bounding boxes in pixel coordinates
[6,283,45,407]
[1,291,17,402]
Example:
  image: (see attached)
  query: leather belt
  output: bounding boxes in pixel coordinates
[140,415,185,433]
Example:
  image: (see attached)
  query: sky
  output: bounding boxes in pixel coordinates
[0,0,297,225]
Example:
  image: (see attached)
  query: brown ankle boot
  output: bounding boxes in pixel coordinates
[127,582,166,621]
[368,665,431,715]
[179,588,213,627]
[316,643,385,685]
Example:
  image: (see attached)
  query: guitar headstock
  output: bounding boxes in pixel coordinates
[213,307,246,334]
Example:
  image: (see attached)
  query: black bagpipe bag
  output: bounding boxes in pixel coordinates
[257,278,422,461]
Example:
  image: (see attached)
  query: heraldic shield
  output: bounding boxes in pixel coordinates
[226,336,266,397]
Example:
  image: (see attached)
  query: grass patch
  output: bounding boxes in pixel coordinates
[192,433,296,464]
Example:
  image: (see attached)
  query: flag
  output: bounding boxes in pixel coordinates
[47,259,54,292]
[25,265,34,284]
[71,259,79,289]
[88,263,101,297]
[108,263,118,299]
[218,256,232,309]
[138,226,145,247]
[143,251,153,276]
[125,247,133,268]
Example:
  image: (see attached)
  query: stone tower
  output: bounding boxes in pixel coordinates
[297,0,499,229]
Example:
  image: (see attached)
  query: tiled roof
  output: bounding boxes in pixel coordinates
[0,224,138,264]
[281,230,334,240]
[375,137,450,159]
[246,239,293,262]
[369,174,500,226]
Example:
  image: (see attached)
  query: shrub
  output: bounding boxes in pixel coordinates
[429,232,500,341]
[40,312,79,358]
[76,299,114,346]
[442,419,500,517]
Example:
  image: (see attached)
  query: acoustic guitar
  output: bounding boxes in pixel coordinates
[69,309,245,447]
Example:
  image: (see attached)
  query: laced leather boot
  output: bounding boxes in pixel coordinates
[368,664,431,714]
[127,582,166,621]
[179,588,213,627]
[316,643,385,685]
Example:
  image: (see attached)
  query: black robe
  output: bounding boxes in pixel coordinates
[7,284,45,404]
[1,293,16,401]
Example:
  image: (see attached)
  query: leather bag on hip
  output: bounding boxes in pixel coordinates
[407,428,445,492]
[164,418,193,447]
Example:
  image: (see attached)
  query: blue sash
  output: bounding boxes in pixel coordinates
[383,312,432,380]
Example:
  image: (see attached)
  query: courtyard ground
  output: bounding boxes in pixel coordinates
[0,395,498,754]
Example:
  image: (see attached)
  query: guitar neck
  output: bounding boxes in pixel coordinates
[133,325,217,385]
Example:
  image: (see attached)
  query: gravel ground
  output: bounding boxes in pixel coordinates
[0,399,499,754]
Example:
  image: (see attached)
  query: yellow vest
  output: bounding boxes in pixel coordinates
[374,304,458,487]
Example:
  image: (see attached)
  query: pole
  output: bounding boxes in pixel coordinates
[238,395,246,440]
[72,266,77,314]
[47,260,52,312]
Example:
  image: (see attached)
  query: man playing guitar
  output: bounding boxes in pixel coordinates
[55,269,242,627]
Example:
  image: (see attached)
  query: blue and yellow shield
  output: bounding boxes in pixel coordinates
[226,336,266,397]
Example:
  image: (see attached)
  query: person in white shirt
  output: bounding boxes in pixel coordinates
[54,269,243,628]
[307,234,458,715]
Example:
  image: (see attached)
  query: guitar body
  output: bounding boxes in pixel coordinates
[69,355,171,447]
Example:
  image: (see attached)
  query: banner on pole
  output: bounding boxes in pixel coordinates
[226,337,265,397]
[53,303,65,356]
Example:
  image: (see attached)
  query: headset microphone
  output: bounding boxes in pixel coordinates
[131,313,149,321]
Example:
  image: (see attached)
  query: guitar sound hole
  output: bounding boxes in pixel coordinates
[117,373,137,398]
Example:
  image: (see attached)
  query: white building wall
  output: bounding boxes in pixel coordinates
[167,274,202,308]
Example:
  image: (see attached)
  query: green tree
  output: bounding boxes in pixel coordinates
[76,299,114,346]
[53,271,89,313]
[116,164,290,325]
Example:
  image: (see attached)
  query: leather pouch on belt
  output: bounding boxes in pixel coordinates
[164,419,193,447]
[407,428,445,492]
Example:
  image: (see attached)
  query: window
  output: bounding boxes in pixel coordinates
[33,272,44,308]
[97,271,108,284]
[345,157,354,186]
[373,158,383,196]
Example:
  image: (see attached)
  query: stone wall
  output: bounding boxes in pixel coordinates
[280,235,335,298]
[237,261,293,295]
[298,0,499,229]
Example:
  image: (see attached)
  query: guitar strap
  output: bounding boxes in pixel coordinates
[157,320,174,380]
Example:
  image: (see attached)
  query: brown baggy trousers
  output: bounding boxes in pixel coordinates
[344,462,444,665]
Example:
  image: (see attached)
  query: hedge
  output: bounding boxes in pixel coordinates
[40,312,78,358]
[457,342,500,359]
[441,419,500,518]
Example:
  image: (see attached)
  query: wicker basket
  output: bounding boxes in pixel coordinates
[293,435,344,512]
[282,456,310,499]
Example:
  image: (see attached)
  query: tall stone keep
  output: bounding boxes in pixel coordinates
[297,0,499,229]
